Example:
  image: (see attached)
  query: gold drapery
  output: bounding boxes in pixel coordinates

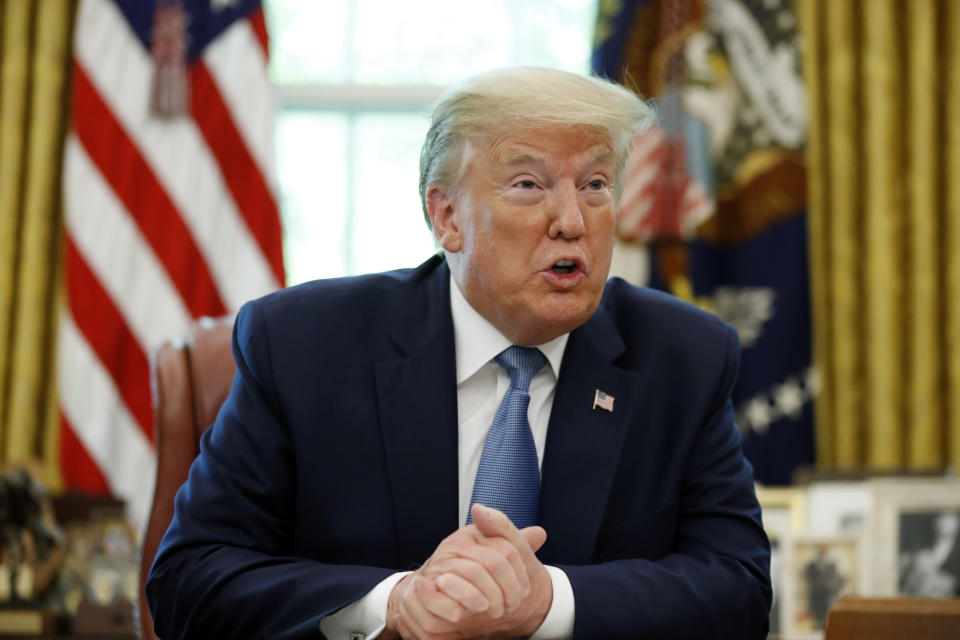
[799,0,960,470]
[0,0,76,489]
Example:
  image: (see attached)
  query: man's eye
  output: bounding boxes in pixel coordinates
[516,180,537,189]
[588,179,606,190]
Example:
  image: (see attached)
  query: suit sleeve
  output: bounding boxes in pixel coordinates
[558,325,772,639]
[145,301,394,639]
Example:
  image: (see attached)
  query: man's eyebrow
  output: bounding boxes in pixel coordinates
[499,148,616,168]
[586,148,616,167]
[500,152,547,166]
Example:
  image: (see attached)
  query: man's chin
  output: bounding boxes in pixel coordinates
[515,300,600,344]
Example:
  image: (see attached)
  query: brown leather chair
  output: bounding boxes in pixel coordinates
[138,317,235,640]
[824,596,960,639]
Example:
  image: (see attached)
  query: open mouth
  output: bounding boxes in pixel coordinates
[551,259,578,275]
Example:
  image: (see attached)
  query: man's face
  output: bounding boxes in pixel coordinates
[429,126,617,345]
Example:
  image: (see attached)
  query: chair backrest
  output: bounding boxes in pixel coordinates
[138,317,235,640]
[824,596,960,640]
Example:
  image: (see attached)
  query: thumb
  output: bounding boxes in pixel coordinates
[471,503,544,553]
[520,526,547,552]
[471,503,513,538]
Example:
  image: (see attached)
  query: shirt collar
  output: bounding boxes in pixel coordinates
[450,277,568,385]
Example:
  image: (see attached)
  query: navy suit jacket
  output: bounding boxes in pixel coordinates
[147,255,771,639]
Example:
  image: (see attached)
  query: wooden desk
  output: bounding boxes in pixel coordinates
[824,596,960,639]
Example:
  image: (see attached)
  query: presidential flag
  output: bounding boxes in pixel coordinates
[59,0,284,528]
[594,0,815,484]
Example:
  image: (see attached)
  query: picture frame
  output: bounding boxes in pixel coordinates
[756,485,806,539]
[804,480,871,535]
[868,477,960,597]
[781,533,864,640]
[755,486,806,639]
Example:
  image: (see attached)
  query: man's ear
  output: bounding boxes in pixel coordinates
[426,184,463,253]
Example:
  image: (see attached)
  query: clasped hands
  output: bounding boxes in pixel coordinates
[383,504,552,640]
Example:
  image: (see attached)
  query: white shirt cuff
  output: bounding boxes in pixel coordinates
[318,571,411,640]
[530,565,575,639]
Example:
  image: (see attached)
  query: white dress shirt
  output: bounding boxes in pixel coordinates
[319,278,575,639]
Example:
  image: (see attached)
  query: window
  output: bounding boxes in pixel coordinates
[267,0,598,284]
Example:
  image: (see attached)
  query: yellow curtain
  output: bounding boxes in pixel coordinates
[799,0,960,470]
[0,0,77,489]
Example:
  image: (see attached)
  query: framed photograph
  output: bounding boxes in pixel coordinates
[59,514,138,612]
[755,486,805,638]
[756,486,806,539]
[804,481,871,535]
[782,533,863,639]
[767,535,786,639]
[869,477,960,597]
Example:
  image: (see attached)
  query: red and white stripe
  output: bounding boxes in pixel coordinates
[60,0,283,528]
[617,126,714,243]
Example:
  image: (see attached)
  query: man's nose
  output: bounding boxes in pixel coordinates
[548,182,586,239]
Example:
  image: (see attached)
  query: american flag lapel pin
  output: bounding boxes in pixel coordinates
[593,389,614,412]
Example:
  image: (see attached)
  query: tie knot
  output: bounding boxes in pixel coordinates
[495,346,548,393]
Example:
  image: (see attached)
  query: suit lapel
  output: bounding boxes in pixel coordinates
[375,257,460,566]
[538,303,644,564]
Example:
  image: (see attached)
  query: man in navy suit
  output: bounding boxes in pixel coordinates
[147,67,771,639]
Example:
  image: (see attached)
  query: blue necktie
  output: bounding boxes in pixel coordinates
[467,345,547,529]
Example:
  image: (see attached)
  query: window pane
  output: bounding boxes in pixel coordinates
[352,113,436,274]
[268,0,598,85]
[266,0,350,84]
[276,112,349,284]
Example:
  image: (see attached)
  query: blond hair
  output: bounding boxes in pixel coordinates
[419,66,655,227]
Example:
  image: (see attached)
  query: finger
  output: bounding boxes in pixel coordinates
[471,503,514,537]
[471,503,534,557]
[474,533,530,600]
[416,573,473,624]
[398,605,439,640]
[391,612,416,640]
[455,540,527,610]
[434,571,490,614]
[399,576,441,638]
[399,576,460,638]
[424,557,506,618]
[520,525,547,552]
[395,578,428,639]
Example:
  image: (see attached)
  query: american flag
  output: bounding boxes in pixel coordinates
[616,125,714,243]
[59,0,284,529]
[593,389,615,413]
